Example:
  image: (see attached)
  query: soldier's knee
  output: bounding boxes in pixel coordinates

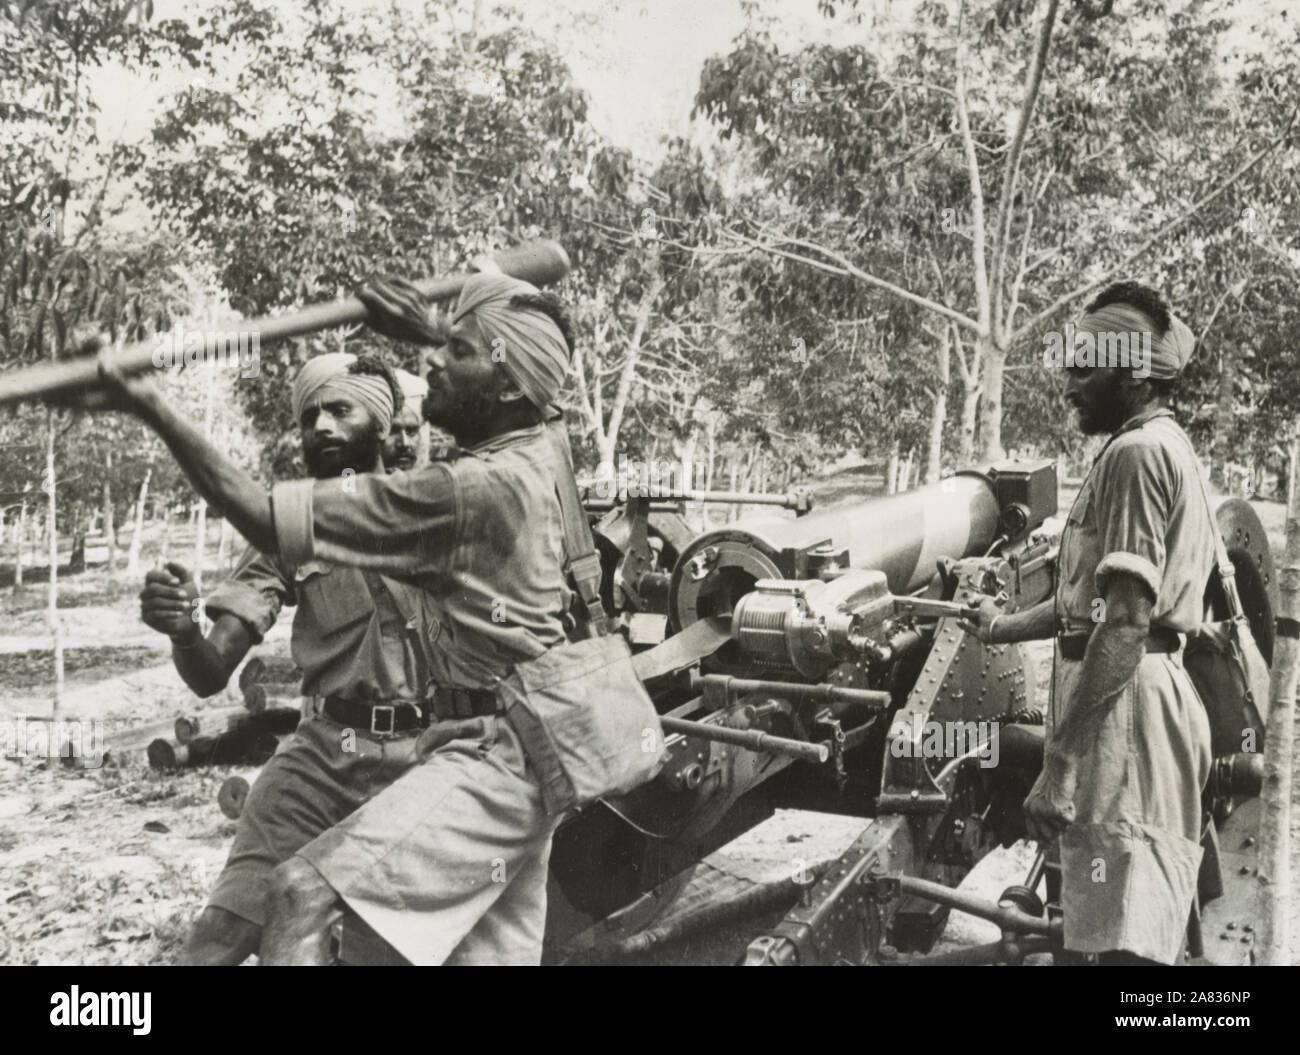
[267,858,335,920]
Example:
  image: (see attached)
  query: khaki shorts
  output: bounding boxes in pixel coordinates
[1053,649,1211,964]
[297,714,558,966]
[208,715,420,926]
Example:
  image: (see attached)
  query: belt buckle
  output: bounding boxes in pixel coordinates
[370,705,396,736]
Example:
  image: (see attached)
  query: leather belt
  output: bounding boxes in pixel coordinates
[321,696,426,737]
[429,685,502,720]
[1057,626,1181,662]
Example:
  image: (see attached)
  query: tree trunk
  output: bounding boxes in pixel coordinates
[126,465,152,575]
[957,383,980,466]
[885,440,900,496]
[102,448,116,573]
[1257,418,1299,964]
[194,375,215,590]
[69,501,85,574]
[926,335,950,484]
[159,505,172,564]
[977,337,1005,462]
[1288,437,1298,513]
[1210,342,1238,489]
[45,409,63,717]
[13,498,25,590]
[599,257,664,466]
[217,516,232,572]
[194,500,207,590]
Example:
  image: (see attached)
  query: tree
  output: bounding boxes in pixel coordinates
[692,0,1298,467]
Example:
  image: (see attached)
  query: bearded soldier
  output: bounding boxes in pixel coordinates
[961,281,1215,965]
[65,272,584,965]
[383,367,427,472]
[139,354,434,964]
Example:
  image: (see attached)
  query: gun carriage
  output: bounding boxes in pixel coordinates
[329,456,1272,966]
[534,463,1275,966]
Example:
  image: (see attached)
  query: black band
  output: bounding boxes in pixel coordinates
[1057,626,1181,662]
[321,697,424,735]
[429,685,502,720]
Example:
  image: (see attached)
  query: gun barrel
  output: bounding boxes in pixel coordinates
[690,673,892,709]
[669,473,1001,635]
[0,240,570,407]
[659,715,829,764]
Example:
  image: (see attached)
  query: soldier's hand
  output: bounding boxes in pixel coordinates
[1023,753,1076,845]
[957,594,1006,644]
[140,562,201,643]
[356,276,444,346]
[44,332,160,415]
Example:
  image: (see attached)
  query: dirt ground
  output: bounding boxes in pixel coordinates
[2,508,1298,966]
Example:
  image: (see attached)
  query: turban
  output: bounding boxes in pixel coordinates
[1074,303,1196,380]
[291,352,394,435]
[452,272,569,410]
[394,367,427,411]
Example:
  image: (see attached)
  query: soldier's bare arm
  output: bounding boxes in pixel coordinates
[140,562,255,697]
[171,615,255,699]
[1023,573,1153,842]
[959,595,1054,644]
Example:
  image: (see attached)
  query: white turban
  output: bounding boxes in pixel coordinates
[291,352,394,434]
[394,367,427,413]
[1075,303,1196,380]
[451,273,569,410]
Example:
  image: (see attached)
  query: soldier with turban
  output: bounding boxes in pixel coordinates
[133,351,443,964]
[961,282,1217,964]
[383,368,428,472]
[66,268,585,966]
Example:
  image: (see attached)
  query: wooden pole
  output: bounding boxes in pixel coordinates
[1257,423,1299,964]
[0,241,570,408]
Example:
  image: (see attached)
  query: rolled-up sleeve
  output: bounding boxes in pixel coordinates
[1094,439,1170,601]
[270,464,460,574]
[204,545,292,643]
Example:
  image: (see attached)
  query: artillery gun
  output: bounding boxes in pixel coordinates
[330,457,1274,965]
[539,462,1058,962]
[540,463,1275,965]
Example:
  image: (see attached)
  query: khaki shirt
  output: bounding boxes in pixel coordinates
[1056,408,1216,636]
[1052,406,1217,961]
[205,547,423,704]
[269,423,572,690]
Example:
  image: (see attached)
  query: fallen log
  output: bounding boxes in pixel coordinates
[148,706,300,770]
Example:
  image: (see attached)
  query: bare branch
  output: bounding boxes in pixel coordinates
[722,228,981,333]
[1015,110,1298,342]
[991,0,1060,344]
[954,0,991,336]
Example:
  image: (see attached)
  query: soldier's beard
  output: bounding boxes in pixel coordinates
[422,386,498,444]
[304,429,382,479]
[386,447,417,471]
[1074,373,1128,436]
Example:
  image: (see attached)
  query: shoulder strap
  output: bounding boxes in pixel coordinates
[366,571,433,699]
[542,419,609,637]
